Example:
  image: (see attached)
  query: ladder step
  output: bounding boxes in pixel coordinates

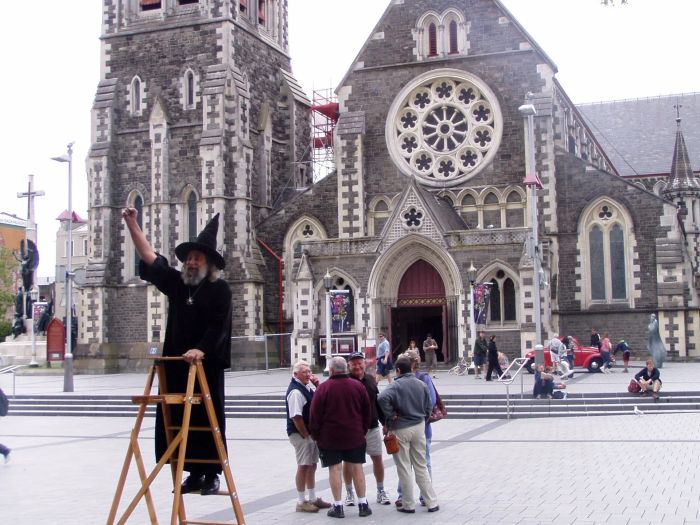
[167,426,218,432]
[183,520,239,525]
[172,458,222,464]
[131,394,202,405]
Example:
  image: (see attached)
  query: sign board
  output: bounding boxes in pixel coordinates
[46,318,65,361]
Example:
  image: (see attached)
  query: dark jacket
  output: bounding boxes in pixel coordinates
[487,340,498,362]
[635,367,661,383]
[591,332,601,349]
[474,337,488,356]
[354,374,384,429]
[309,374,370,450]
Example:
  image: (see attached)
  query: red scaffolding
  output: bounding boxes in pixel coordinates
[310,88,339,181]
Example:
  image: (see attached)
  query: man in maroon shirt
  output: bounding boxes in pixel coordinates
[309,356,372,518]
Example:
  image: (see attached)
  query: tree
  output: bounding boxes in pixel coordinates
[0,245,18,321]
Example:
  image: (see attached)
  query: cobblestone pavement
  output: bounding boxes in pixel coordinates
[1,361,700,524]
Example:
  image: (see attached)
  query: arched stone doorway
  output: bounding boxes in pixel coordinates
[393,260,447,361]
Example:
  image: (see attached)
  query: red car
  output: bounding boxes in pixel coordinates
[524,336,603,373]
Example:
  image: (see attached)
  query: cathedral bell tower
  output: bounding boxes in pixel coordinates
[80,0,310,370]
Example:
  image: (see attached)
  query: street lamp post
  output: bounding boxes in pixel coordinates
[467,261,477,357]
[519,97,543,359]
[323,269,333,376]
[52,143,75,393]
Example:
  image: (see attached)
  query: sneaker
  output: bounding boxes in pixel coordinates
[376,489,390,505]
[358,502,372,517]
[200,474,220,496]
[296,501,319,513]
[419,496,426,507]
[312,497,331,509]
[394,498,402,508]
[652,392,660,400]
[327,504,345,518]
[428,505,440,513]
[344,490,356,506]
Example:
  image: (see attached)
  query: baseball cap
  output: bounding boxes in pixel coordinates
[347,352,365,360]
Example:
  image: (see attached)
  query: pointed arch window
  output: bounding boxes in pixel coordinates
[487,270,517,326]
[428,23,438,56]
[133,195,143,276]
[187,192,198,242]
[258,0,266,24]
[460,194,478,228]
[448,20,458,54]
[131,77,142,115]
[583,202,630,305]
[140,0,161,11]
[505,190,525,228]
[185,70,195,108]
[482,192,501,229]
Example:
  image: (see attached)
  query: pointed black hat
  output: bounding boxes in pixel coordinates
[175,213,225,269]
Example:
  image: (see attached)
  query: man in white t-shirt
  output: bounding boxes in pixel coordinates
[285,361,331,513]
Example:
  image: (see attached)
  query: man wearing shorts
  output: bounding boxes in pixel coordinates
[285,361,331,513]
[473,331,488,379]
[309,357,372,518]
[343,352,391,507]
[376,333,393,384]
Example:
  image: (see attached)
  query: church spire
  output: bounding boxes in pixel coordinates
[663,106,700,196]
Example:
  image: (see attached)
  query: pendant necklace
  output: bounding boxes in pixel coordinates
[186,281,205,306]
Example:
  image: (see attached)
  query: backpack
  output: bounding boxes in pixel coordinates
[628,379,641,393]
[0,388,9,417]
[416,372,447,422]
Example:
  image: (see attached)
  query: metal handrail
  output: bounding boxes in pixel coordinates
[497,357,530,420]
[0,365,27,398]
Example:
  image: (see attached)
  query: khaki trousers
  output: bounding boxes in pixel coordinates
[393,422,437,510]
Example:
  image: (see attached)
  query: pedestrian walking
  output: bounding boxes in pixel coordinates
[473,331,488,379]
[485,335,503,381]
[600,331,612,373]
[375,333,393,384]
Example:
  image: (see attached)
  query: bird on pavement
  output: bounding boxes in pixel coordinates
[634,405,644,416]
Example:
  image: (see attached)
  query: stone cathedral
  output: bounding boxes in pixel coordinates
[79,0,700,371]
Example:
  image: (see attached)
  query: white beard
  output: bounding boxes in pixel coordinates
[181,265,208,286]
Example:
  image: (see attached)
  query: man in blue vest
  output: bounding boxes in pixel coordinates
[285,360,331,513]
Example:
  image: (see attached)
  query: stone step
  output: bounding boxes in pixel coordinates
[6,392,698,419]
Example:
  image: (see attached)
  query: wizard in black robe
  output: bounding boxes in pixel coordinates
[123,208,232,495]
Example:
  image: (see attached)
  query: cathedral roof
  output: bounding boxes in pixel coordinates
[577,92,700,178]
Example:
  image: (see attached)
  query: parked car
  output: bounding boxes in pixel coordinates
[524,336,603,373]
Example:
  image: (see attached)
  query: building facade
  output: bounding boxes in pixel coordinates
[83,0,700,371]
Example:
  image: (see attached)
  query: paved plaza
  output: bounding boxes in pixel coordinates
[1,363,700,524]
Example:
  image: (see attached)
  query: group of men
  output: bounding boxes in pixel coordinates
[285,353,439,518]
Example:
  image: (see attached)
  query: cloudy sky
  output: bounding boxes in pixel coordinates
[0,0,697,277]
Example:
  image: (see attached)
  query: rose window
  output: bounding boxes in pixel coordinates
[387,71,502,187]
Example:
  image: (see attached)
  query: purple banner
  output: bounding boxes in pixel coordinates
[331,290,353,333]
[473,283,492,325]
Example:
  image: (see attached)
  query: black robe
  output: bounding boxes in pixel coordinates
[140,255,232,474]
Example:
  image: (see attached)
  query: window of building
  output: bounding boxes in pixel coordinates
[240,0,247,13]
[140,0,161,11]
[185,70,195,108]
[133,195,143,276]
[258,0,266,24]
[428,23,438,56]
[83,238,88,256]
[582,200,630,305]
[505,190,525,228]
[482,192,501,229]
[487,270,517,325]
[370,199,391,236]
[460,193,478,228]
[129,76,143,116]
[187,192,198,242]
[448,20,458,54]
[178,0,199,4]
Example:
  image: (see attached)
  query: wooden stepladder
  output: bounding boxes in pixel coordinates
[107,357,245,525]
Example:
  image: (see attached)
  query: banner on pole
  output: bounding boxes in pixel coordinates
[473,283,492,325]
[330,290,353,333]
